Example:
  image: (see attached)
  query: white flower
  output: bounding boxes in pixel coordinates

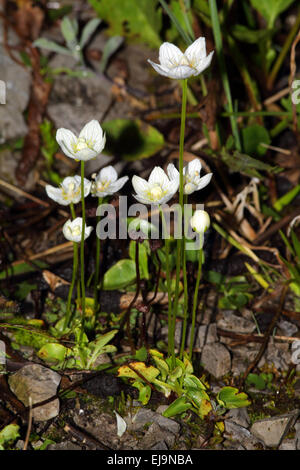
[167,158,212,195]
[148,37,214,80]
[62,217,93,243]
[190,210,210,234]
[56,120,106,161]
[45,176,91,206]
[91,166,128,198]
[132,166,179,205]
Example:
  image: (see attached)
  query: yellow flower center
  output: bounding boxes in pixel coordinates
[62,181,80,201]
[148,185,164,201]
[72,137,94,153]
[71,225,81,237]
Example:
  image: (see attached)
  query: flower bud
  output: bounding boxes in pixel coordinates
[190,210,210,234]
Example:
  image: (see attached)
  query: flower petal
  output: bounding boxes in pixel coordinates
[45,185,67,205]
[108,176,129,193]
[163,65,196,80]
[99,165,118,183]
[148,167,169,187]
[132,175,149,196]
[167,163,179,181]
[186,158,202,176]
[56,128,77,159]
[159,42,184,68]
[195,173,213,191]
[147,60,175,78]
[194,51,214,76]
[72,147,99,161]
[132,193,152,205]
[185,37,207,64]
[79,120,106,155]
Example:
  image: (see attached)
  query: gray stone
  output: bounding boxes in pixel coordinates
[225,407,250,429]
[217,311,256,334]
[224,421,264,450]
[155,405,169,415]
[0,44,31,143]
[278,439,296,450]
[250,411,300,448]
[200,343,231,378]
[278,319,298,337]
[8,364,61,421]
[48,441,82,450]
[265,339,290,371]
[138,423,175,450]
[131,408,180,435]
[150,441,168,450]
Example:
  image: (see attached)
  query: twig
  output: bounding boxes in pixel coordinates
[23,397,32,451]
[63,421,111,450]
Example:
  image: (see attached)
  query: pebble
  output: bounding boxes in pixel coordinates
[200,342,231,378]
[250,410,300,448]
[8,364,61,421]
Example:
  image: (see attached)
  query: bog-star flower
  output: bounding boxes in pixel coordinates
[132,166,179,205]
[63,217,93,243]
[167,158,212,195]
[190,210,210,234]
[148,37,214,80]
[56,120,106,161]
[91,165,129,198]
[46,176,91,206]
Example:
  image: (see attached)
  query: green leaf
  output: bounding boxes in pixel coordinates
[273,184,300,212]
[217,386,251,409]
[88,0,162,48]
[242,124,271,156]
[249,0,295,28]
[133,382,152,405]
[135,346,148,361]
[118,362,160,382]
[231,24,273,43]
[102,119,164,161]
[99,35,124,72]
[0,260,47,280]
[0,424,20,448]
[245,373,266,390]
[103,259,136,290]
[80,18,102,49]
[37,343,71,364]
[162,396,192,418]
[33,38,72,56]
[291,230,300,261]
[129,241,149,280]
[61,16,78,45]
[220,149,279,178]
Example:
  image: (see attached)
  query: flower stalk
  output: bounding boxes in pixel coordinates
[80,160,86,342]
[93,196,103,316]
[64,241,79,330]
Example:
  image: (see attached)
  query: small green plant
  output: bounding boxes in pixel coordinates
[118,349,250,419]
[0,424,20,450]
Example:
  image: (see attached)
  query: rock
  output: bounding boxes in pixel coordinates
[217,311,256,334]
[8,364,61,421]
[225,408,250,429]
[155,405,169,415]
[278,319,298,337]
[200,343,231,378]
[265,338,290,371]
[130,408,180,435]
[138,423,175,450]
[223,439,246,450]
[161,322,218,351]
[224,421,264,450]
[278,439,296,450]
[250,411,300,448]
[0,44,31,143]
[151,441,168,450]
[48,442,82,450]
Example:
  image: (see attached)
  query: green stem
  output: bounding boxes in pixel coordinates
[179,196,188,360]
[189,247,203,360]
[79,161,86,343]
[70,203,81,308]
[64,242,78,330]
[159,205,172,357]
[172,78,188,366]
[268,7,300,89]
[209,0,241,151]
[93,197,103,316]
